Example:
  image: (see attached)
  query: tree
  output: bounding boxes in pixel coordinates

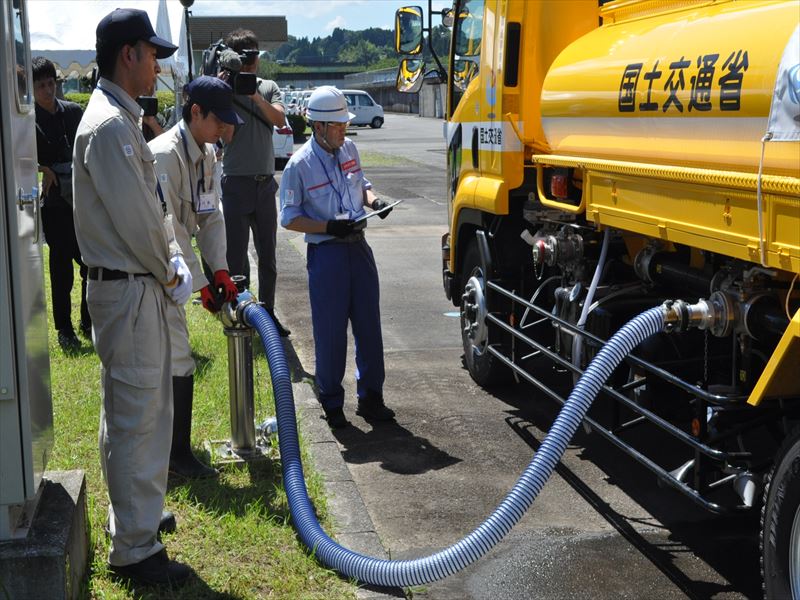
[338,39,381,66]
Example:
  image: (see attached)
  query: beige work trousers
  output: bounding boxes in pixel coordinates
[89,275,172,566]
[166,302,194,377]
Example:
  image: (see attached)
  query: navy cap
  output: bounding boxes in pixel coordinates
[96,8,178,59]
[185,76,244,126]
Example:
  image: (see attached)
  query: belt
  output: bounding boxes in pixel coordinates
[321,231,365,244]
[223,174,273,182]
[88,267,150,281]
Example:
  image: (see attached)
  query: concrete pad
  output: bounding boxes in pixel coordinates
[0,470,88,600]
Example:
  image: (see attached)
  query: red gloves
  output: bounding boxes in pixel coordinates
[214,270,238,302]
[200,285,218,313]
[200,271,237,314]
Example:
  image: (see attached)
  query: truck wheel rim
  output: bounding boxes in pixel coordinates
[792,502,800,599]
[462,273,489,354]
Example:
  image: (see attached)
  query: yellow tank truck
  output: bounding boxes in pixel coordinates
[396,1,800,596]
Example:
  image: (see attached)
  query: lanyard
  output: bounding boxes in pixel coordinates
[178,124,207,209]
[314,149,351,214]
[99,86,136,120]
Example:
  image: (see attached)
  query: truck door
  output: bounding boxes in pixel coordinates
[0,0,53,535]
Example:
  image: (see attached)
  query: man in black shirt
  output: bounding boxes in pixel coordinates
[33,56,90,350]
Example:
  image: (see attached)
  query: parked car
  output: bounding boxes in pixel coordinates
[273,117,293,170]
[342,89,384,128]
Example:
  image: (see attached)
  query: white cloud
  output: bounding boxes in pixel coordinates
[324,15,347,32]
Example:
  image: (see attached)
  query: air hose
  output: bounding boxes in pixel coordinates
[243,301,665,587]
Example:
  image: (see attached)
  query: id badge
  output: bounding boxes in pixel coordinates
[195,191,216,214]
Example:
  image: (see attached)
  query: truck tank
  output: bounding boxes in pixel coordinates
[540,0,800,176]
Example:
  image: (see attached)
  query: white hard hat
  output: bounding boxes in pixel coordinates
[306,86,355,123]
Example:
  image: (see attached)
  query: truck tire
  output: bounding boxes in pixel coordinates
[459,241,512,387]
[761,426,800,599]
[370,117,384,129]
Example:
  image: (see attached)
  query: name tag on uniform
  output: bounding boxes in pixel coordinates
[195,191,216,214]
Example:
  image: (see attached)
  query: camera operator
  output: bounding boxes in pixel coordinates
[218,28,290,336]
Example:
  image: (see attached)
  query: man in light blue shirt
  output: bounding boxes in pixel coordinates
[279,86,395,429]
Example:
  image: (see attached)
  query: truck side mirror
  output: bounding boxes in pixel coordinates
[395,6,424,55]
[442,8,454,28]
[396,58,424,93]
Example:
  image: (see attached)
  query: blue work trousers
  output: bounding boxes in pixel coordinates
[307,238,385,410]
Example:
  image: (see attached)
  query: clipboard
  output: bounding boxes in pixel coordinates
[354,199,404,223]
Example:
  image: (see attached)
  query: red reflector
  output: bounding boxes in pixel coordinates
[551,174,569,199]
[277,127,293,135]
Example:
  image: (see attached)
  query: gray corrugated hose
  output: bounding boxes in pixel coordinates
[244,301,665,587]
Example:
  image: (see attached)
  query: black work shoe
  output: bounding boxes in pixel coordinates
[356,398,396,422]
[105,510,177,539]
[323,406,349,429]
[267,309,291,337]
[109,548,192,587]
[57,329,80,351]
[169,454,218,479]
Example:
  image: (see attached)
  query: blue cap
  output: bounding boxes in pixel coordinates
[96,8,178,59]
[184,76,244,126]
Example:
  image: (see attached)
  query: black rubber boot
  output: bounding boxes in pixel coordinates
[355,391,395,422]
[169,376,218,479]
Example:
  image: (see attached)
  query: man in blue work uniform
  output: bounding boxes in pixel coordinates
[279,86,395,429]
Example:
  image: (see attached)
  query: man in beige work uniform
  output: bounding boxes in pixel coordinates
[72,8,193,587]
[149,76,241,479]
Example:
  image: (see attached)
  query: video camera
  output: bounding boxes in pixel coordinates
[136,96,158,117]
[201,39,257,96]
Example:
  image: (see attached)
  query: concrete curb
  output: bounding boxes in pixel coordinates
[292,380,402,599]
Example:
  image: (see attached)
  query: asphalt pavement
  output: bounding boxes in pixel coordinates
[265,114,760,599]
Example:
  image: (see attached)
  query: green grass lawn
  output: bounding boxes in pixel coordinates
[43,246,357,599]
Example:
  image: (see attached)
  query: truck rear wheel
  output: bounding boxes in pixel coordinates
[459,241,511,387]
[761,426,800,599]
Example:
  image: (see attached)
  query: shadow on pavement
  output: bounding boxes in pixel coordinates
[334,418,462,475]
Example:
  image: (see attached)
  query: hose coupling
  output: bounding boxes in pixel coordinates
[218,289,260,330]
[661,291,736,336]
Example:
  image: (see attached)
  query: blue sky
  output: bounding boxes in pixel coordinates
[29,0,450,50]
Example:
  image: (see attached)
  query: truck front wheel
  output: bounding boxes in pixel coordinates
[459,241,511,387]
[761,426,800,599]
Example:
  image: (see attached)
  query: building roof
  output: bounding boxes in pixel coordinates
[188,16,287,51]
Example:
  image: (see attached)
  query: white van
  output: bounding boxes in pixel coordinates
[341,90,384,129]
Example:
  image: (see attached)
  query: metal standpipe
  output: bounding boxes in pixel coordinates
[205,287,275,464]
[224,324,256,454]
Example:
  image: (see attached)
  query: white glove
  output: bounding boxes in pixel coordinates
[167,255,193,305]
